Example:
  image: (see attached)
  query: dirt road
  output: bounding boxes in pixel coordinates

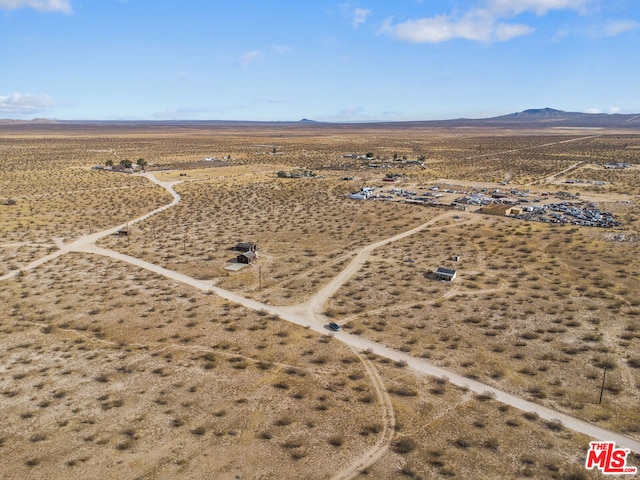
[4,172,639,473]
[72,241,640,455]
[466,135,600,160]
[0,174,180,282]
[526,161,584,186]
[302,211,463,324]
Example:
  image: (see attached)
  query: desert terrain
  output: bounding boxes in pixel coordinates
[1,122,639,479]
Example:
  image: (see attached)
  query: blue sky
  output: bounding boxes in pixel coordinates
[0,0,638,121]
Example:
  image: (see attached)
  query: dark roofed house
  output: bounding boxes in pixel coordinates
[237,251,257,264]
[235,242,257,252]
[435,267,457,281]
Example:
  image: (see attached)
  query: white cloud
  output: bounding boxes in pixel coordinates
[488,0,591,16]
[494,22,536,40]
[587,107,624,114]
[239,50,262,67]
[381,12,533,43]
[603,19,640,37]
[0,0,72,13]
[381,0,590,43]
[352,8,371,29]
[0,93,55,114]
[340,3,371,29]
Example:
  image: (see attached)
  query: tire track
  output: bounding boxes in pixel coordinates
[330,350,395,480]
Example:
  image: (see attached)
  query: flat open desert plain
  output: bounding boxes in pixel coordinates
[1,122,639,479]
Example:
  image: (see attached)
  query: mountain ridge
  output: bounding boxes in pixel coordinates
[1,108,639,129]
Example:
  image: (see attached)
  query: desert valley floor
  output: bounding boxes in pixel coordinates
[1,122,639,479]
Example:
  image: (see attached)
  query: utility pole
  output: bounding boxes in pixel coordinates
[599,366,607,404]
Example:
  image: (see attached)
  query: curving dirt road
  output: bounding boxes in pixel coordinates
[0,174,181,282]
[74,207,640,455]
[301,212,463,324]
[3,171,639,470]
[75,241,640,455]
[330,351,396,480]
[73,245,640,453]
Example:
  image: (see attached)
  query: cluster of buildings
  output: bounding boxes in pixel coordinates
[347,182,621,228]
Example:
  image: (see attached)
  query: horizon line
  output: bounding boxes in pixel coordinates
[1,108,637,125]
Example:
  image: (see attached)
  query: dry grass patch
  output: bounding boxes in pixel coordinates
[98,175,436,304]
[338,217,640,437]
[0,254,379,479]
[360,361,605,479]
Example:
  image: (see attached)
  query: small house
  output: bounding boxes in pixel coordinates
[435,267,457,282]
[235,242,257,252]
[237,251,257,264]
[116,228,129,237]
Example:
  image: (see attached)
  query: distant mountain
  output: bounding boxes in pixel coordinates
[0,117,60,125]
[368,108,640,129]
[2,109,639,130]
[502,107,581,118]
[295,108,640,129]
[482,108,640,128]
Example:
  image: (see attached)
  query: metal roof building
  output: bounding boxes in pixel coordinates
[435,267,457,281]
